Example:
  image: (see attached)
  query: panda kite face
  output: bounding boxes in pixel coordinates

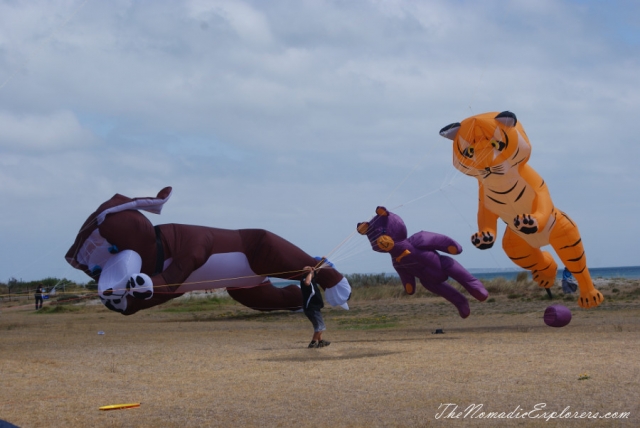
[127,275,153,300]
[96,250,154,313]
[76,229,114,277]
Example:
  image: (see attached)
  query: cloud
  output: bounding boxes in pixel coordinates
[0,110,100,151]
[187,0,274,46]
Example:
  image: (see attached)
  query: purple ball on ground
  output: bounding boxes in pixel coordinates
[544,304,572,327]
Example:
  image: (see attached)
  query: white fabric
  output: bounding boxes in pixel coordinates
[305,279,316,308]
[176,252,266,292]
[96,189,172,225]
[98,250,142,297]
[324,277,351,309]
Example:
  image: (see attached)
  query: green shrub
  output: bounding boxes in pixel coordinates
[345,273,401,288]
[55,294,81,305]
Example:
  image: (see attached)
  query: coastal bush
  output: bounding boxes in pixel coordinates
[342,273,558,301]
[480,275,539,297]
[348,284,413,301]
[481,277,513,294]
[345,273,401,288]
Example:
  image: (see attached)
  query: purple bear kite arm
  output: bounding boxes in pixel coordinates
[408,231,463,255]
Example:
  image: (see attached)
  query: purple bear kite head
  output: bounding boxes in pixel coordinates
[356,206,407,253]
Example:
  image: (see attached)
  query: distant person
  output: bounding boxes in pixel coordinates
[561,268,578,294]
[35,284,44,310]
[301,266,330,349]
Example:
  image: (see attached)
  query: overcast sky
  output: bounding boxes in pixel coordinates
[1,0,639,284]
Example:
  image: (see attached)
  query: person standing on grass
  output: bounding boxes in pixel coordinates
[301,266,330,349]
[561,267,578,294]
[35,284,44,310]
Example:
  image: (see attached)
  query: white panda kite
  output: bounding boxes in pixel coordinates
[65,187,351,315]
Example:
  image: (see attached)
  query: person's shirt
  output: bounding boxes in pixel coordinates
[35,287,43,297]
[562,268,573,281]
[301,276,324,311]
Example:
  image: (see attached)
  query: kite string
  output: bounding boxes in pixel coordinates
[370,143,516,273]
[52,156,501,295]
[0,267,310,300]
[320,139,475,268]
[34,118,500,293]
[381,150,431,207]
[218,47,488,279]
[321,138,461,266]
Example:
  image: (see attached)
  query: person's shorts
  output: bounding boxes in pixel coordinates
[304,309,326,333]
[562,280,578,294]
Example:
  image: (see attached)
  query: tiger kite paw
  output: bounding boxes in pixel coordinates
[578,289,604,309]
[514,214,538,234]
[471,231,495,249]
[532,269,556,289]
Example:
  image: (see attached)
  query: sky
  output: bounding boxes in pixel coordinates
[1,0,639,284]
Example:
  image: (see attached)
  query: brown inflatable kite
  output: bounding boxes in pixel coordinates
[65,187,351,315]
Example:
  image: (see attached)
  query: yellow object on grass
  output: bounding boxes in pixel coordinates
[99,403,141,411]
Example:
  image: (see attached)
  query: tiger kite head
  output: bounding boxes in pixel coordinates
[439,111,532,180]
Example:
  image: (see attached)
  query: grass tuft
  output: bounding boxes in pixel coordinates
[160,294,236,312]
[38,305,83,314]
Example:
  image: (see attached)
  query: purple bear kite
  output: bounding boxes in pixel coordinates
[357,207,488,318]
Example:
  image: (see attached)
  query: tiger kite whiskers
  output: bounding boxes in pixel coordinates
[439,111,603,309]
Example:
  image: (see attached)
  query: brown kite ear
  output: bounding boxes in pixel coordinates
[156,186,172,200]
[375,206,389,216]
[357,222,369,235]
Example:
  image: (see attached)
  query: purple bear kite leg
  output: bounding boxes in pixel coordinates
[357,207,488,318]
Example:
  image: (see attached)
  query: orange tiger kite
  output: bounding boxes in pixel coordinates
[439,111,603,309]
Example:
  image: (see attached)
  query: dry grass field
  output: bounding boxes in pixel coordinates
[1,279,639,427]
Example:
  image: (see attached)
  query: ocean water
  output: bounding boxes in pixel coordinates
[469,266,640,281]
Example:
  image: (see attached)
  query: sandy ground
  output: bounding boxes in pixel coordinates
[1,294,639,428]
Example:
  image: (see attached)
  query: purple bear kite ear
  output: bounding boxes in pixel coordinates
[357,222,369,235]
[375,206,389,216]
